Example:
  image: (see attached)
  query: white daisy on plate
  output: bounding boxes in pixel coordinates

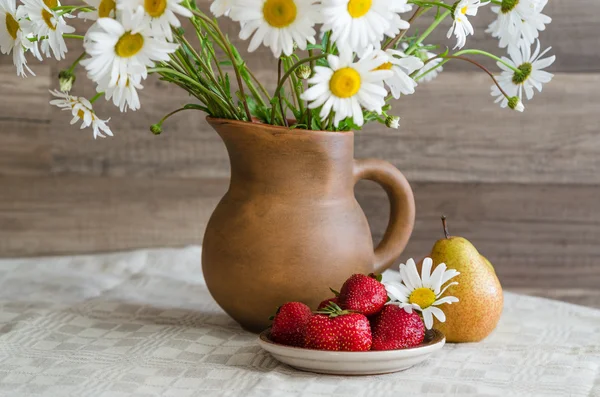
[486,0,551,51]
[21,0,75,60]
[447,0,488,49]
[81,7,178,88]
[228,0,320,57]
[322,0,409,53]
[0,0,41,77]
[78,0,117,20]
[49,89,113,139]
[300,47,392,127]
[375,49,423,99]
[491,39,554,108]
[384,258,460,330]
[118,0,192,41]
[210,0,232,17]
[95,70,143,112]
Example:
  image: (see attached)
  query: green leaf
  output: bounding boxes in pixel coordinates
[219,60,233,67]
[329,288,340,297]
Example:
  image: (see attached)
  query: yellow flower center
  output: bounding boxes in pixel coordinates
[115,32,144,58]
[329,67,361,98]
[461,5,467,14]
[77,109,85,119]
[98,0,116,18]
[42,0,57,30]
[5,13,19,40]
[408,287,436,309]
[374,62,393,71]
[347,0,372,18]
[262,0,297,28]
[144,0,167,18]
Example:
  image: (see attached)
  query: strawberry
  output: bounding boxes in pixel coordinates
[337,273,387,316]
[370,305,425,351]
[317,297,338,311]
[304,304,372,351]
[270,302,313,347]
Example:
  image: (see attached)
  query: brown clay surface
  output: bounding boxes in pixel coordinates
[202,117,415,332]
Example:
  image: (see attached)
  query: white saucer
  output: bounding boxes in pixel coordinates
[258,329,445,375]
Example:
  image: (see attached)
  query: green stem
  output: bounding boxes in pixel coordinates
[454,49,520,73]
[270,53,327,125]
[89,92,103,104]
[157,107,191,126]
[406,9,451,55]
[68,52,86,73]
[63,34,85,40]
[188,8,251,120]
[149,67,233,112]
[408,0,453,10]
[276,57,288,127]
[246,67,270,103]
[439,55,512,99]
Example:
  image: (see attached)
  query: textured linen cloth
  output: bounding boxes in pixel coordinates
[0,247,599,397]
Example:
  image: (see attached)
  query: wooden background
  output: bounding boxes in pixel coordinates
[1,1,599,308]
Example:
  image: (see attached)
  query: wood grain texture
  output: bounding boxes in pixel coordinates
[3,72,599,185]
[0,176,226,257]
[356,181,600,291]
[1,177,598,289]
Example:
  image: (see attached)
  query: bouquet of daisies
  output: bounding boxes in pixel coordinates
[0,0,554,138]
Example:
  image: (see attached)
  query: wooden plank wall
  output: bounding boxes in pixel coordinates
[1,1,599,308]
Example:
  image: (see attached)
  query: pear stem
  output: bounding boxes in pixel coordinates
[441,215,450,239]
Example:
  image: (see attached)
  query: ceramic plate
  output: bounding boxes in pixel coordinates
[257,329,445,375]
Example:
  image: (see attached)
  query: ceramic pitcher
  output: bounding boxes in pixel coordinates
[202,117,415,332]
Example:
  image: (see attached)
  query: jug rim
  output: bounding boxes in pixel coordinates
[206,116,355,137]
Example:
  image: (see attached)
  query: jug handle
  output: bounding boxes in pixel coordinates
[353,159,415,274]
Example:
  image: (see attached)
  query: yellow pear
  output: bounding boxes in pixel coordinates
[419,217,503,343]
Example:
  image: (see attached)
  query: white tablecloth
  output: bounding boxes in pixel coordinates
[0,246,599,397]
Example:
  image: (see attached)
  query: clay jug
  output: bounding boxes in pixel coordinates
[203,117,415,332]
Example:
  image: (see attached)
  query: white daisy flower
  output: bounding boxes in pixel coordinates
[22,0,75,60]
[228,0,320,58]
[49,90,113,139]
[384,258,460,330]
[95,71,143,112]
[118,0,192,41]
[78,0,117,20]
[0,0,41,77]
[322,0,411,53]
[402,43,443,83]
[81,8,178,88]
[486,0,550,51]
[447,0,488,49]
[375,49,423,99]
[300,48,392,127]
[491,39,554,108]
[210,0,232,17]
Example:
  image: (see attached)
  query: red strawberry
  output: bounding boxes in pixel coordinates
[317,297,338,311]
[270,302,313,347]
[305,304,372,351]
[370,305,425,351]
[337,273,387,316]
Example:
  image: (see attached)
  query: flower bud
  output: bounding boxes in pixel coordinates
[150,124,163,135]
[295,64,312,80]
[385,115,400,129]
[58,70,76,92]
[508,96,524,112]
